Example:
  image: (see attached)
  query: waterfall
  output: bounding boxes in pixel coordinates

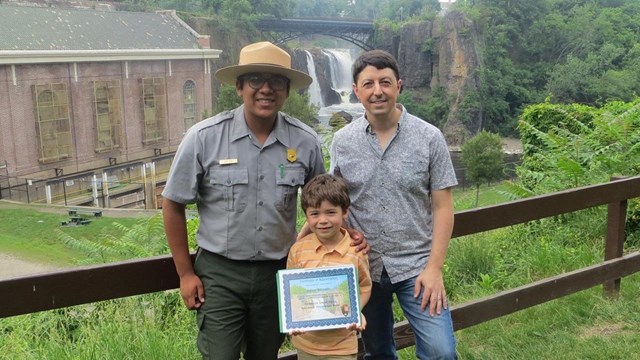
[323,49,354,99]
[305,48,364,126]
[305,50,324,107]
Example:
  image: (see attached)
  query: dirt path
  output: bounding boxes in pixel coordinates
[0,252,63,280]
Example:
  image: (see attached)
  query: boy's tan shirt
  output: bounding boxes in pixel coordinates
[286,229,372,356]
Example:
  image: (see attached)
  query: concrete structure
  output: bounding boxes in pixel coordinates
[0,5,221,207]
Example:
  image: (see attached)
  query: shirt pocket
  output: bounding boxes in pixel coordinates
[209,168,249,212]
[275,167,305,212]
[396,160,428,192]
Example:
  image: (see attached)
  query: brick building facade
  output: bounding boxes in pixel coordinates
[0,5,221,207]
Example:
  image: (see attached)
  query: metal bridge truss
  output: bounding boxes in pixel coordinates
[257,18,375,51]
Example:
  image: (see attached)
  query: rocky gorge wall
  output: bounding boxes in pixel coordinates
[377,11,482,145]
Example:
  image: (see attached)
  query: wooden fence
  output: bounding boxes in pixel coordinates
[1,176,640,359]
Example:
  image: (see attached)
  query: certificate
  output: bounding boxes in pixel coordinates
[277,265,361,333]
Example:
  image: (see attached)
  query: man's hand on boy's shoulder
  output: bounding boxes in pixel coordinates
[347,228,369,254]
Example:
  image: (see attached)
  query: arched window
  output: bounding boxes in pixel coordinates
[183,80,196,130]
[33,84,72,163]
[182,80,196,131]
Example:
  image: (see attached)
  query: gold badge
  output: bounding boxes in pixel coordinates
[287,148,297,163]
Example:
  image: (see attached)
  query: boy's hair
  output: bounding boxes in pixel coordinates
[301,174,350,212]
[352,49,401,84]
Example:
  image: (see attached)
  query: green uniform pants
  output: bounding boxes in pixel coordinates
[194,248,286,360]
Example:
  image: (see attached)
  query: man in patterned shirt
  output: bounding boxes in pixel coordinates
[330,49,458,359]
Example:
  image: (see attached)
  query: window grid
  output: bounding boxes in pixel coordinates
[33,83,72,163]
[183,80,196,130]
[141,77,167,145]
[93,80,123,153]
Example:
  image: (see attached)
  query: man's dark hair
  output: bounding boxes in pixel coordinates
[301,174,350,212]
[351,49,401,84]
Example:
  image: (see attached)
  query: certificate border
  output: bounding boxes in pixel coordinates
[277,265,360,332]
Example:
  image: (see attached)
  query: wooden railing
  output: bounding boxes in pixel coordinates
[2,176,640,359]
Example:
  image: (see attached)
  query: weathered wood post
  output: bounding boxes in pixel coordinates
[603,176,628,298]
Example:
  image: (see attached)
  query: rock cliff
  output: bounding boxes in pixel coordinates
[378,11,482,145]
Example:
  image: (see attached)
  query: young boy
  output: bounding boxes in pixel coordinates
[287,174,372,360]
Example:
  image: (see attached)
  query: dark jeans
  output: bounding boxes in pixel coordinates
[194,248,287,360]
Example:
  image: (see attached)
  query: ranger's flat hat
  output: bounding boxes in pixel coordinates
[215,41,313,89]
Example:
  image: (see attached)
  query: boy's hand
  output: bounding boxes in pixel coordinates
[346,313,367,332]
[347,228,369,254]
[289,329,306,336]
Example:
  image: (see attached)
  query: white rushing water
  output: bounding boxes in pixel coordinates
[316,49,364,125]
[323,49,354,95]
[305,50,324,107]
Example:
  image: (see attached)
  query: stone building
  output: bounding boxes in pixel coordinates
[0,4,221,207]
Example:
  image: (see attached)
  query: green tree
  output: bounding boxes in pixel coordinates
[214,84,242,114]
[461,131,505,207]
[457,0,640,135]
[282,91,319,128]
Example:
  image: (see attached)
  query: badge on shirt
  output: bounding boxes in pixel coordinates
[219,158,238,165]
[287,148,297,163]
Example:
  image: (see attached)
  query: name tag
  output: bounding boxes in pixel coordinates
[219,158,238,165]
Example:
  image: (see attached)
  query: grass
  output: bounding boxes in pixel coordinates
[1,183,639,359]
[453,182,514,210]
[0,204,147,266]
[455,274,640,359]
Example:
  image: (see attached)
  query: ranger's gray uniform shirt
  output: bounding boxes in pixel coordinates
[330,105,458,283]
[162,105,325,261]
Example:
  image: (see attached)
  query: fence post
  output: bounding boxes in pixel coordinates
[603,176,628,298]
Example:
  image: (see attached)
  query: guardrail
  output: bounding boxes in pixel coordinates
[2,176,639,359]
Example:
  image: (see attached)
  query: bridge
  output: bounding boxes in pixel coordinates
[256,17,375,50]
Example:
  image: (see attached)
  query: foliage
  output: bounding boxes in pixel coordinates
[627,199,640,246]
[214,84,242,114]
[461,131,505,206]
[421,37,437,55]
[147,0,294,18]
[55,214,169,264]
[516,99,640,192]
[291,0,440,21]
[281,91,320,128]
[201,108,210,120]
[455,0,640,136]
[398,87,450,128]
[328,112,348,130]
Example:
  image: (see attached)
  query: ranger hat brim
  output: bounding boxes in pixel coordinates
[214,42,312,90]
